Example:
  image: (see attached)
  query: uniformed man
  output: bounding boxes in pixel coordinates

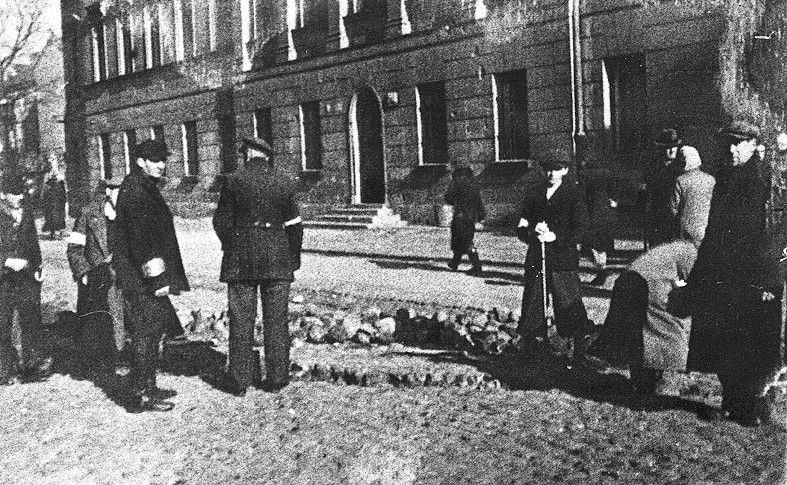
[66,175,126,375]
[113,139,190,412]
[213,136,303,395]
[0,171,50,385]
[445,166,486,276]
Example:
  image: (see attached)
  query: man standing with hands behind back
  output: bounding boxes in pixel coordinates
[114,139,190,412]
[213,137,303,395]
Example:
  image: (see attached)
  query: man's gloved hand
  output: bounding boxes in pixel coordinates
[537,231,556,243]
[4,258,28,272]
[154,286,171,297]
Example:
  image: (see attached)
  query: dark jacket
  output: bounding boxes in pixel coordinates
[686,155,771,373]
[213,160,303,282]
[517,180,589,271]
[0,199,41,280]
[645,157,684,246]
[579,167,616,254]
[66,193,113,281]
[113,171,190,295]
[445,174,486,252]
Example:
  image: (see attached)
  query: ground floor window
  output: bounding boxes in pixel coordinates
[416,81,448,166]
[493,69,529,161]
[181,121,199,176]
[602,53,647,153]
[299,101,323,170]
[98,133,112,179]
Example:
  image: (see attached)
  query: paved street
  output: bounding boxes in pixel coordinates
[44,218,632,324]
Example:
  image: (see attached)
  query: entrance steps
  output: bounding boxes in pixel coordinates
[304,204,407,230]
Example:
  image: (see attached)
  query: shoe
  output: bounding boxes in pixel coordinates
[0,374,20,386]
[447,261,459,271]
[698,405,728,422]
[148,386,178,400]
[258,379,288,393]
[467,267,483,277]
[212,374,248,396]
[20,356,53,382]
[128,392,175,413]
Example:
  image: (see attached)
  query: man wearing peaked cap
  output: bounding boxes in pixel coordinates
[687,119,779,426]
[67,174,128,376]
[112,139,189,412]
[0,170,50,385]
[214,135,303,395]
[644,127,684,249]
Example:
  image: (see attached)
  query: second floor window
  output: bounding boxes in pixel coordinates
[299,102,323,170]
[416,82,448,166]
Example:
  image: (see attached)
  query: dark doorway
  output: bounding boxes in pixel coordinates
[356,88,385,203]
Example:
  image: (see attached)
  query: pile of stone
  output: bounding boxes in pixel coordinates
[183,298,522,357]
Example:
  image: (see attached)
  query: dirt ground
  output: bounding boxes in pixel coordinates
[0,227,785,485]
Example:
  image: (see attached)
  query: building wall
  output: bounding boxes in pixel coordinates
[63,0,726,225]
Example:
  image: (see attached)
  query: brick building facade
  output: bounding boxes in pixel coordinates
[61,0,726,224]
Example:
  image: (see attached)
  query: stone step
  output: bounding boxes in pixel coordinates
[303,220,371,230]
[318,214,376,224]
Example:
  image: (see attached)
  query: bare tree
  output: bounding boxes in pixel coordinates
[0,0,54,85]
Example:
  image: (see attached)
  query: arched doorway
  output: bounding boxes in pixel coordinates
[349,87,385,204]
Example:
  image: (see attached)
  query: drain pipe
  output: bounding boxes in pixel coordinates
[568,0,584,159]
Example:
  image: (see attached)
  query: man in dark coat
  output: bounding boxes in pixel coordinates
[0,172,50,385]
[644,128,684,249]
[445,166,486,276]
[66,175,126,374]
[213,137,303,395]
[113,139,190,412]
[516,159,593,363]
[687,120,779,426]
[578,163,617,286]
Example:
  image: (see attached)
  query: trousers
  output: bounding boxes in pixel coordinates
[228,280,291,388]
[125,292,178,392]
[0,274,43,378]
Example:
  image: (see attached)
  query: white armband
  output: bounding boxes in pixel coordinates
[142,257,166,278]
[517,218,529,228]
[284,216,303,227]
[65,232,86,246]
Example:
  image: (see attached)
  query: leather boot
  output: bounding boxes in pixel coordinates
[468,250,483,276]
[448,253,461,271]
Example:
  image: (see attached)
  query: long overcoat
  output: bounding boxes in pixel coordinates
[687,156,772,374]
[213,161,301,283]
[445,176,486,253]
[579,167,616,255]
[670,168,716,247]
[112,171,190,295]
[42,179,67,232]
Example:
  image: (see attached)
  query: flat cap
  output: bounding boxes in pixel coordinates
[654,128,682,147]
[239,136,273,156]
[540,159,569,170]
[134,139,171,162]
[717,120,760,141]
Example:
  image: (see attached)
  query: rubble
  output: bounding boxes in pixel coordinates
[183,301,523,357]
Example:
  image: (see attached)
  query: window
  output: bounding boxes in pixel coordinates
[123,129,136,173]
[182,121,199,176]
[208,0,217,51]
[416,82,448,165]
[493,69,529,160]
[98,133,112,179]
[297,0,328,27]
[254,108,273,147]
[603,54,647,152]
[299,102,322,170]
[150,124,165,141]
[115,17,126,75]
[143,5,161,68]
[90,26,106,82]
[240,0,256,69]
[173,0,185,61]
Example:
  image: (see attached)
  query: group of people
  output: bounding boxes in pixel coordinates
[592,121,785,427]
[443,119,785,427]
[0,136,303,412]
